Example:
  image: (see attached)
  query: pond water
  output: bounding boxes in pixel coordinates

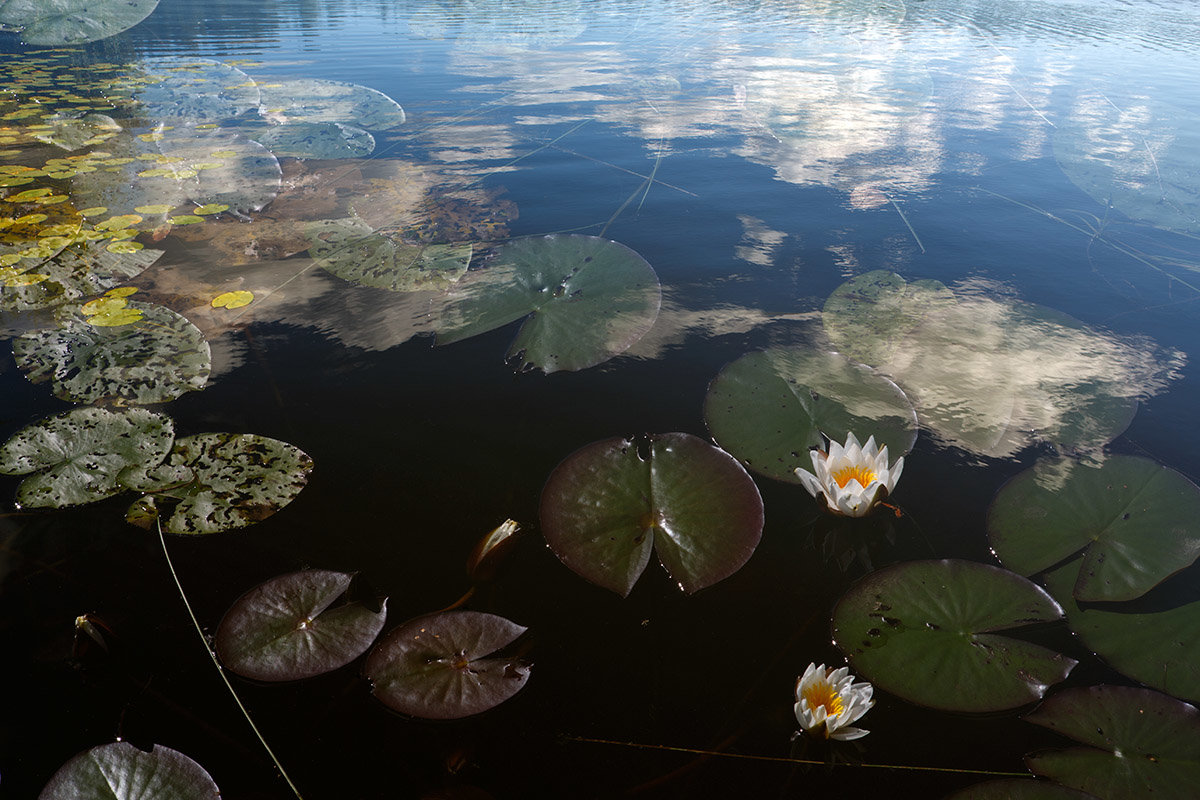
[3,0,1200,797]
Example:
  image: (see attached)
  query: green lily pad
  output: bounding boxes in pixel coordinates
[38,741,219,799]
[248,121,375,159]
[134,59,260,123]
[540,432,763,597]
[13,300,211,406]
[0,240,162,312]
[125,433,313,534]
[434,234,661,373]
[365,610,530,720]
[1025,685,1200,800]
[1044,560,1200,704]
[0,0,160,45]
[989,456,1200,603]
[703,346,917,485]
[307,216,472,292]
[831,559,1076,712]
[0,406,174,508]
[945,779,1097,800]
[823,270,956,368]
[255,78,406,129]
[215,570,387,681]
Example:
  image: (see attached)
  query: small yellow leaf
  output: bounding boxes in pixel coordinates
[106,241,144,254]
[5,272,47,287]
[134,204,174,214]
[106,286,139,298]
[193,203,229,216]
[5,187,53,202]
[82,295,127,316]
[80,206,109,217]
[167,215,204,225]
[14,213,49,224]
[94,214,142,231]
[211,290,254,309]
[87,307,143,327]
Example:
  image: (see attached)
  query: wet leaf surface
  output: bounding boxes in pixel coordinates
[307,215,472,291]
[0,0,160,45]
[37,741,219,799]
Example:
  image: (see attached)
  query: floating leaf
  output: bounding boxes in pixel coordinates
[540,433,763,597]
[435,234,661,373]
[30,112,121,151]
[1044,560,1200,703]
[831,559,1076,712]
[945,780,1096,800]
[0,0,160,45]
[211,290,253,309]
[255,78,406,129]
[1025,685,1200,800]
[989,456,1200,603]
[0,407,174,508]
[823,270,956,368]
[125,433,313,534]
[365,610,529,720]
[704,346,917,485]
[0,240,162,312]
[157,130,280,214]
[134,59,260,123]
[215,570,387,681]
[38,741,219,800]
[307,216,472,292]
[249,121,375,159]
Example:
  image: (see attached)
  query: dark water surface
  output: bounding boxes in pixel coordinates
[3,0,1200,797]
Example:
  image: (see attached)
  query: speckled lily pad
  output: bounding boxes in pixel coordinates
[0,0,160,45]
[0,240,162,312]
[307,216,471,291]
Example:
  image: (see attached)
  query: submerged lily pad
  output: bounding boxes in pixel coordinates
[435,234,661,373]
[125,433,313,534]
[249,121,375,159]
[703,346,918,485]
[989,456,1200,603]
[823,270,956,368]
[215,570,387,681]
[307,216,472,291]
[38,741,219,800]
[0,240,162,312]
[1025,685,1200,800]
[0,407,174,508]
[13,300,211,405]
[1044,560,1200,704]
[134,59,260,123]
[255,78,406,129]
[540,432,763,597]
[0,0,159,45]
[365,610,530,720]
[831,559,1076,712]
[157,129,281,214]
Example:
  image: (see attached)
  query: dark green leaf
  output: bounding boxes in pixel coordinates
[307,216,471,292]
[38,741,219,799]
[945,779,1097,800]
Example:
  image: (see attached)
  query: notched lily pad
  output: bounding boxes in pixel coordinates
[0,406,174,508]
[215,569,387,681]
[38,740,219,800]
[1025,685,1200,800]
[307,216,472,292]
[435,234,661,373]
[365,610,530,720]
[13,300,211,405]
[832,559,1076,712]
[125,433,313,534]
[703,346,917,485]
[989,456,1200,603]
[540,432,763,597]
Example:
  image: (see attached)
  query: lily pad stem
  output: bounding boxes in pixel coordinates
[156,520,306,800]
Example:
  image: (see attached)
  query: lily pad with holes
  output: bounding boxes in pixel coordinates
[307,216,472,292]
[366,610,529,720]
[831,559,1076,712]
[435,234,661,373]
[0,0,160,45]
[540,432,763,597]
[215,570,387,681]
[703,347,917,485]
[1025,685,1200,800]
[38,741,219,800]
[989,456,1200,603]
[125,433,313,534]
[1044,559,1200,703]
[255,78,406,129]
[248,121,375,159]
[13,300,211,406]
[0,240,162,312]
[0,407,174,508]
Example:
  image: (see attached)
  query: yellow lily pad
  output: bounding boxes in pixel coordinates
[193,204,229,216]
[106,241,144,254]
[211,290,253,309]
[167,215,204,225]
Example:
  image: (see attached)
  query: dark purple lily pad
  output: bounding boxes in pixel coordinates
[215,570,387,682]
[38,741,219,799]
[539,432,764,597]
[364,610,530,720]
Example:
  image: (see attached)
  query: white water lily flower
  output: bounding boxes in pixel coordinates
[794,662,874,741]
[794,432,903,518]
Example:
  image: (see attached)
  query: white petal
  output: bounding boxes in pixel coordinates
[794,467,824,500]
[830,725,870,741]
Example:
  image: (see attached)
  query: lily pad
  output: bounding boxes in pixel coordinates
[256,78,405,129]
[31,112,122,151]
[365,610,530,720]
[13,300,211,406]
[38,741,219,800]
[307,216,472,292]
[539,432,763,597]
[0,0,159,45]
[2,183,84,268]
[823,270,956,368]
[1025,685,1200,800]
[435,234,661,373]
[215,570,387,681]
[157,129,281,214]
[1044,560,1200,704]
[703,347,918,485]
[0,240,162,312]
[249,121,375,159]
[134,59,260,124]
[831,559,1076,712]
[125,433,313,534]
[989,456,1200,603]
[0,406,174,508]
[945,780,1096,800]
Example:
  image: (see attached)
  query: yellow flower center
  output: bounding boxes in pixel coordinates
[831,464,877,489]
[802,680,844,719]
